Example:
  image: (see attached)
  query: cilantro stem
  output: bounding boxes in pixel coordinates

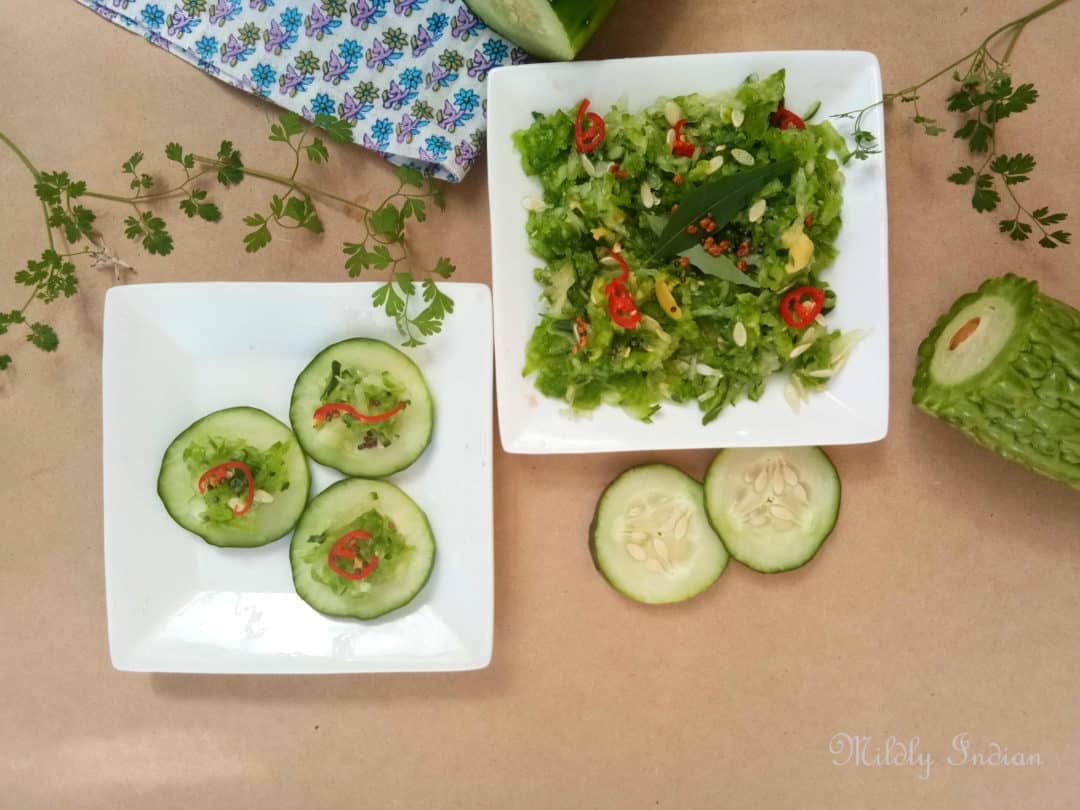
[0,129,56,253]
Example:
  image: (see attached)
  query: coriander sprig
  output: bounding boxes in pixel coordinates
[0,111,456,375]
[836,0,1072,249]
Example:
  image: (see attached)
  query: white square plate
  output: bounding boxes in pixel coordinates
[487,51,889,453]
[102,282,493,673]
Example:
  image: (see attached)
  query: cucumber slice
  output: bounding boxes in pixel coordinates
[913,274,1080,489]
[464,0,615,61]
[589,464,728,604]
[290,479,436,620]
[290,338,433,478]
[157,407,311,548]
[704,447,841,573]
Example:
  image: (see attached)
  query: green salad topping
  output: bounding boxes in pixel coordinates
[514,69,858,423]
[300,508,415,596]
[182,436,291,524]
[319,360,409,449]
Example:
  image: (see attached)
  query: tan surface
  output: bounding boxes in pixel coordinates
[2,0,1079,807]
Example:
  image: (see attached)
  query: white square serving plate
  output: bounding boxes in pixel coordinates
[102,282,493,673]
[487,51,889,454]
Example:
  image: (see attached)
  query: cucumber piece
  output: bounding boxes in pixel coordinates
[157,407,311,548]
[589,464,728,604]
[704,447,840,573]
[913,273,1080,489]
[290,338,433,478]
[290,479,436,620]
[463,0,615,61]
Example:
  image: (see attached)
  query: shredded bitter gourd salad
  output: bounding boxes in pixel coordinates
[514,70,863,423]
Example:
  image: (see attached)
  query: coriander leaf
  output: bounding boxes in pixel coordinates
[305,138,329,164]
[180,198,197,218]
[972,174,1000,212]
[165,142,185,163]
[1038,236,1057,249]
[0,310,26,335]
[431,257,455,279]
[998,218,1031,241]
[0,355,10,371]
[122,153,144,174]
[948,166,975,185]
[243,213,266,227]
[67,180,86,198]
[270,195,285,218]
[946,89,975,112]
[313,114,354,143]
[124,215,144,241]
[301,210,323,233]
[991,152,1035,185]
[1051,230,1071,244]
[954,119,993,153]
[427,178,445,209]
[282,196,309,222]
[343,243,394,275]
[216,141,245,186]
[987,82,1038,122]
[394,271,415,296]
[370,204,403,239]
[393,165,425,188]
[27,322,58,352]
[244,223,272,253]
[197,202,222,222]
[401,197,426,223]
[143,226,174,256]
[413,281,454,337]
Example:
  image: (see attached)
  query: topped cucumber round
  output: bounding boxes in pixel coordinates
[290,338,434,478]
[704,447,840,573]
[290,478,436,620]
[157,407,311,548]
[589,464,728,604]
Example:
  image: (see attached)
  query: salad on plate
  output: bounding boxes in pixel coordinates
[514,69,863,423]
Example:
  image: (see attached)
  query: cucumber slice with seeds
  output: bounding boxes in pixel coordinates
[464,0,616,61]
[704,447,840,573]
[157,407,310,548]
[589,464,728,604]
[290,478,436,620]
[290,338,433,478]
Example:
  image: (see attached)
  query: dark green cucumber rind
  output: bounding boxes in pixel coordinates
[156,407,311,548]
[913,274,1080,490]
[588,463,728,604]
[464,0,616,61]
[289,479,436,620]
[704,449,841,574]
[289,338,433,478]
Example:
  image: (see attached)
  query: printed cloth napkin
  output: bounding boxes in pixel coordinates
[77,0,529,181]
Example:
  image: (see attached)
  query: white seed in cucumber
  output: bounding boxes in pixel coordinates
[704,447,840,574]
[463,0,616,61]
[290,338,433,478]
[589,464,728,604]
[290,479,436,620]
[157,407,311,548]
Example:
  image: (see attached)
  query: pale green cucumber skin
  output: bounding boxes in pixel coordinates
[913,273,1080,490]
[290,478,436,620]
[463,0,616,61]
[588,464,728,605]
[703,447,841,575]
[157,407,311,548]
[290,338,434,478]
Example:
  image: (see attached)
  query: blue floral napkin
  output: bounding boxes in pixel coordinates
[77,0,528,181]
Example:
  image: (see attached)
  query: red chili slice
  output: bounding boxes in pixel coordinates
[327,530,379,581]
[780,286,826,329]
[198,461,255,516]
[671,118,696,157]
[574,99,606,153]
[769,106,806,131]
[601,251,641,329]
[312,401,404,427]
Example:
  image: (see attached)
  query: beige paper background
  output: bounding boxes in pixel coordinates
[2,0,1079,807]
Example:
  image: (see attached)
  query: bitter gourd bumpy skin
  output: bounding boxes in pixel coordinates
[913,273,1080,490]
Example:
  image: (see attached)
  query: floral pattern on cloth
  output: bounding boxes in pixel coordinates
[76,0,528,181]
